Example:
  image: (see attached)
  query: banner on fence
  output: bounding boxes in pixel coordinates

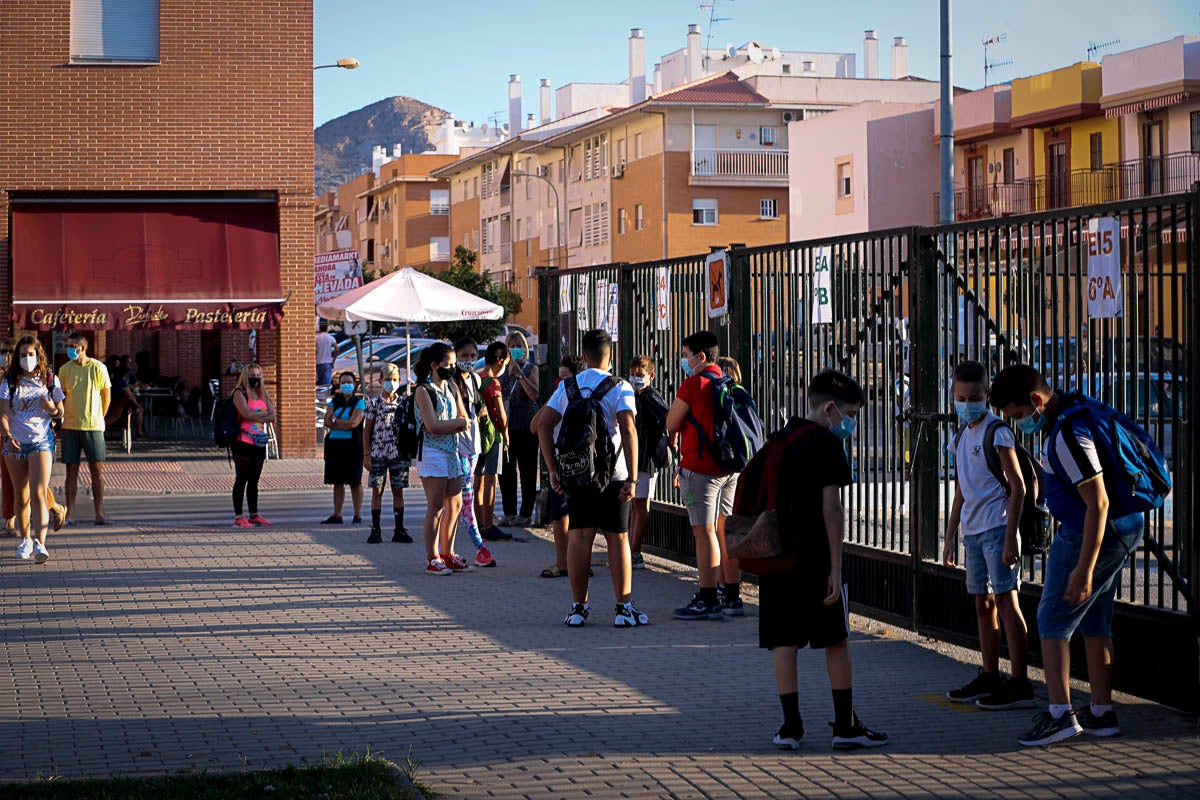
[706,251,729,318]
[655,267,670,331]
[608,282,620,341]
[577,276,590,331]
[812,246,833,324]
[595,278,609,333]
[559,276,572,313]
[1087,217,1123,319]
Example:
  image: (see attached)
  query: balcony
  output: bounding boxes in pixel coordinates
[691,148,788,186]
[933,151,1200,221]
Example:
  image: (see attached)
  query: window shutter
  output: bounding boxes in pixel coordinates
[72,0,160,62]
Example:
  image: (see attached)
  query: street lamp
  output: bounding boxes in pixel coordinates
[314,58,360,70]
[512,170,565,272]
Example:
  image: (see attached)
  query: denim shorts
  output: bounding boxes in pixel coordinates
[964,525,1021,596]
[1037,516,1144,641]
[679,468,737,526]
[4,433,54,458]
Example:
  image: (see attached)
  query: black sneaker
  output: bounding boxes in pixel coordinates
[392,527,413,543]
[947,669,1004,703]
[1017,710,1083,747]
[366,528,383,544]
[614,602,650,627]
[352,516,363,525]
[976,677,1036,710]
[672,593,724,621]
[830,712,888,750]
[320,515,343,525]
[564,603,588,627]
[482,526,513,541]
[1076,706,1121,737]
[773,724,804,751]
[721,594,745,617]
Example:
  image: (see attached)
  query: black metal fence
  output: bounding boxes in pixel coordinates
[537,189,1199,710]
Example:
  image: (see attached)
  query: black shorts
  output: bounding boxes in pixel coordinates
[758,567,850,650]
[548,490,569,522]
[565,481,630,533]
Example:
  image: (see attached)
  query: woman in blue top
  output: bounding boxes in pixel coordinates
[322,370,366,524]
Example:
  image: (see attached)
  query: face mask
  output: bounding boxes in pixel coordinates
[340,383,355,395]
[20,355,37,373]
[830,406,857,440]
[436,366,456,380]
[248,377,262,389]
[458,360,476,373]
[1015,410,1045,435]
[382,380,400,394]
[66,347,80,361]
[954,400,988,425]
[680,356,696,378]
[629,376,647,389]
[510,347,526,362]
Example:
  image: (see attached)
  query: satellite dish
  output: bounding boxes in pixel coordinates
[480,123,488,134]
[747,42,764,64]
[770,47,782,62]
[725,43,737,60]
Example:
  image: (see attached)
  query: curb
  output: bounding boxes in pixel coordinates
[382,759,428,800]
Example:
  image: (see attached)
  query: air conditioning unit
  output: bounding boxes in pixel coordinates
[526,266,537,277]
[536,165,548,177]
[612,162,625,178]
[782,110,801,124]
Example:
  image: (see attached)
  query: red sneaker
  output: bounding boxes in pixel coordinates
[474,545,497,568]
[248,515,272,526]
[233,517,253,528]
[441,553,475,573]
[425,557,452,576]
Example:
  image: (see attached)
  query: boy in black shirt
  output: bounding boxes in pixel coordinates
[760,370,887,751]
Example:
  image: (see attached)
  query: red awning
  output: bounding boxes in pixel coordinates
[1104,92,1187,119]
[11,199,286,330]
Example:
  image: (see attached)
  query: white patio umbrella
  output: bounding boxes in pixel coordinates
[318,266,505,387]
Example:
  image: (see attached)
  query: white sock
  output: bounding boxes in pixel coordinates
[1048,703,1072,719]
[1090,704,1113,716]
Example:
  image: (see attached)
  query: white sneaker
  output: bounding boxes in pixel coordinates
[33,541,49,564]
[16,539,33,560]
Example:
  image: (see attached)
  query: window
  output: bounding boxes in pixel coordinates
[635,133,644,160]
[71,0,159,63]
[760,199,778,219]
[1090,133,1103,171]
[429,237,450,261]
[692,198,718,226]
[617,138,627,167]
[837,163,852,197]
[1002,147,1015,185]
[430,189,449,215]
[760,126,777,147]
[1191,111,1200,153]
[473,176,479,198]
[515,218,523,240]
[598,201,609,244]
[463,233,470,250]
[618,208,627,234]
[635,204,644,231]
[781,63,792,74]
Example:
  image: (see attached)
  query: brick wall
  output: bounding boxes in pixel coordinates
[0,0,316,455]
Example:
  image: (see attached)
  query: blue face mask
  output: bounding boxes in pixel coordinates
[66,347,80,361]
[510,348,526,362]
[831,407,857,440]
[382,380,399,394]
[340,383,355,395]
[681,356,696,378]
[954,400,988,425]
[1015,410,1045,435]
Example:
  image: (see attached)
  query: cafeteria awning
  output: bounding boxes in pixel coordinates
[10,198,286,330]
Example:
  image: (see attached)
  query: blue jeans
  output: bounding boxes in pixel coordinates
[316,363,334,386]
[1037,515,1144,641]
[964,525,1021,596]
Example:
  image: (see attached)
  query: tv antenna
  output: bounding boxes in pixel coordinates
[982,33,1012,87]
[1087,37,1121,61]
[487,109,506,130]
[700,0,734,73]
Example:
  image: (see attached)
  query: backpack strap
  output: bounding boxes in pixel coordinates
[685,374,731,459]
[564,376,581,403]
[590,375,618,403]
[982,419,1010,494]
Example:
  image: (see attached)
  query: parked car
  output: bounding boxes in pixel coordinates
[334,339,443,388]
[494,323,537,345]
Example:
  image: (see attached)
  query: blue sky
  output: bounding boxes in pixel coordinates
[314,0,1199,128]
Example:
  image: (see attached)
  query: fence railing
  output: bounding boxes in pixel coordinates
[692,148,788,179]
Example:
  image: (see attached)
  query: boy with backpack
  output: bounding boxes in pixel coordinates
[990,365,1167,747]
[666,331,764,621]
[536,328,647,629]
[629,354,672,571]
[942,361,1035,710]
[734,370,886,751]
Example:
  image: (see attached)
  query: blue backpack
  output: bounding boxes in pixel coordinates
[1046,392,1172,518]
[688,374,766,473]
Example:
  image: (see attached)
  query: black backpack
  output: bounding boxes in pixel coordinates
[212,389,243,448]
[635,387,672,470]
[555,375,619,494]
[394,386,424,461]
[688,374,766,473]
[954,418,1052,555]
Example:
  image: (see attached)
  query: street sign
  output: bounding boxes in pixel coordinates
[811,246,833,324]
[343,319,369,336]
[655,267,670,331]
[1086,217,1123,319]
[706,251,728,318]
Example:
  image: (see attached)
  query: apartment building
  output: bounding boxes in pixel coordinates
[359,154,458,272]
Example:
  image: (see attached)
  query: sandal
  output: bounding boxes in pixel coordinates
[50,505,66,532]
[540,565,567,578]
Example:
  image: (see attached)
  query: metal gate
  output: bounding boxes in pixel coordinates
[537,189,1199,710]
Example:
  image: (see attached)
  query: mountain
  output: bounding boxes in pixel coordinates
[314,96,449,194]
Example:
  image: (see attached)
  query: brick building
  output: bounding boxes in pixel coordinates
[0,0,315,456]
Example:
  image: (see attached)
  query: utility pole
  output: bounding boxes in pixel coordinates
[939,0,955,225]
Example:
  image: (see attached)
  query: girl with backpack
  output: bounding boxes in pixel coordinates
[449,339,496,568]
[414,343,472,576]
[230,363,275,528]
[322,371,366,525]
[0,336,65,562]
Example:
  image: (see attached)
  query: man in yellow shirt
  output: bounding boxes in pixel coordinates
[59,333,112,525]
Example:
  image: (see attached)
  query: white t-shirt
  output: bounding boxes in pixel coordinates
[547,368,637,482]
[955,412,1016,536]
[315,332,336,364]
[0,375,66,444]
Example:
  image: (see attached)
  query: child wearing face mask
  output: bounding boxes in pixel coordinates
[322,372,366,525]
[942,360,1034,712]
[362,363,412,544]
[628,355,672,571]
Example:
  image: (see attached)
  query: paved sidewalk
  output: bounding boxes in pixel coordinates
[1,491,1197,798]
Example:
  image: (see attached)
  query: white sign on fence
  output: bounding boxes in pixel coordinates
[608,282,620,341]
[811,246,833,325]
[706,251,729,318]
[577,276,590,331]
[1086,217,1123,319]
[595,278,609,333]
[655,267,670,331]
[314,250,362,308]
[559,276,572,313]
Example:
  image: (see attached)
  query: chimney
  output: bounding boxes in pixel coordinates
[371,145,386,177]
[629,28,647,104]
[892,36,909,79]
[539,78,551,125]
[526,113,536,129]
[863,30,879,79]
[653,62,662,94]
[393,143,403,158]
[686,24,702,82]
[508,74,522,135]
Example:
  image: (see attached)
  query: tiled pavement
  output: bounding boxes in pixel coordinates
[1,490,1197,798]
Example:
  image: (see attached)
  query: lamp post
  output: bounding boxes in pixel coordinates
[314,58,360,70]
[512,170,565,272]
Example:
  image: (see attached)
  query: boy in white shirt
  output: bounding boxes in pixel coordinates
[943,361,1035,710]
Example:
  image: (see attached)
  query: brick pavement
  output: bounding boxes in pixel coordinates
[1,490,1197,798]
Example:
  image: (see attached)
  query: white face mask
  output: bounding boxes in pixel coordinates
[20,355,37,373]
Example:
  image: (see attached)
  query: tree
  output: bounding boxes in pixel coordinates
[421,246,522,343]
